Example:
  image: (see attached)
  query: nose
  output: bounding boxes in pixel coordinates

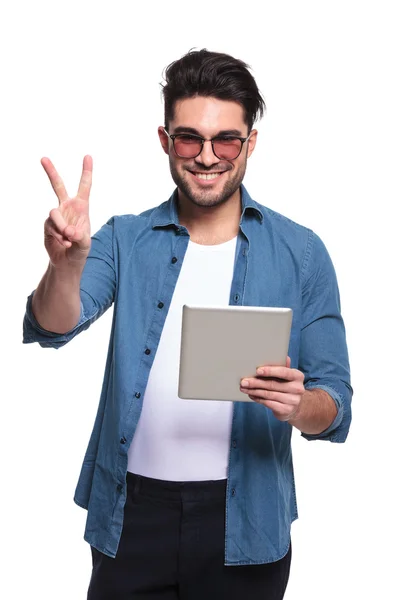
[195,140,219,168]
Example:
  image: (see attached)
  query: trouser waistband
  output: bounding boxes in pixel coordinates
[126,471,227,502]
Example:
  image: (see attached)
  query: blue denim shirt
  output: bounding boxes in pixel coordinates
[23,185,352,565]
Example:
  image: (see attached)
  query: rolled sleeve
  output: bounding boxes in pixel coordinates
[299,232,353,443]
[23,295,89,348]
[301,382,350,442]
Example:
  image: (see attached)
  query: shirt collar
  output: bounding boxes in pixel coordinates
[150,184,263,229]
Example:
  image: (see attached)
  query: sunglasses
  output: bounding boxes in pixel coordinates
[164,128,251,160]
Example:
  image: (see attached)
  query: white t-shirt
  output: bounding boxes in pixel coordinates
[127,237,237,481]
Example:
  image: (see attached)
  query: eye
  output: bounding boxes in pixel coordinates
[214,136,239,144]
[177,135,202,144]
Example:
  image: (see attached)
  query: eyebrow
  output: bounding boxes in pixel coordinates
[172,126,245,137]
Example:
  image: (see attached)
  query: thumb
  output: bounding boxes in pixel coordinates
[286,356,291,368]
[64,225,91,249]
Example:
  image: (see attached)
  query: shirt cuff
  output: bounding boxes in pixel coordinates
[301,384,345,442]
[23,292,86,348]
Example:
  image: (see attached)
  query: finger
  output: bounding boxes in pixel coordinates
[77,155,93,202]
[65,226,91,248]
[48,208,69,235]
[45,219,72,247]
[48,209,80,243]
[46,213,90,249]
[241,377,303,395]
[41,157,69,204]
[246,390,299,405]
[286,356,291,368]
[255,365,299,381]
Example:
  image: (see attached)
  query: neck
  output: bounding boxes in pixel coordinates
[177,188,241,245]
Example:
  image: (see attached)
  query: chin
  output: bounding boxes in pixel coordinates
[170,160,246,208]
[179,175,242,208]
[186,190,230,208]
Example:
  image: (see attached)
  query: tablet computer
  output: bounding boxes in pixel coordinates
[178,305,293,402]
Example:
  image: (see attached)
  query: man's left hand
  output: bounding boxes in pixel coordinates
[240,357,305,422]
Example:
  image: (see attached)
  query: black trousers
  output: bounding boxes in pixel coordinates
[87,472,291,600]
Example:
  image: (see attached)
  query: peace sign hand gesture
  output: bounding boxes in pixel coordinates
[41,155,93,269]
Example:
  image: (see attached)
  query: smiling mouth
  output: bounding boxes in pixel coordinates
[189,171,226,181]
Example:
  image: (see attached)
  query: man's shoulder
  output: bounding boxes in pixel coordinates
[253,199,313,240]
[251,199,334,275]
[106,200,168,230]
[139,201,169,220]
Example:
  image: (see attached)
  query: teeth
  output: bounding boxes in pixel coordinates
[195,173,222,180]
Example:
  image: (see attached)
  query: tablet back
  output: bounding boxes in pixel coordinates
[178,305,293,402]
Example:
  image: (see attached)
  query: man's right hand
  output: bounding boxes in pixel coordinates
[41,155,93,269]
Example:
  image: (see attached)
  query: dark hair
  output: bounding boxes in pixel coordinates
[161,49,266,133]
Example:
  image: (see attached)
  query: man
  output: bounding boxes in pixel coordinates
[23,49,352,599]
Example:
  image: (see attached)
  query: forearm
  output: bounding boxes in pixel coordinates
[32,262,84,334]
[288,388,338,435]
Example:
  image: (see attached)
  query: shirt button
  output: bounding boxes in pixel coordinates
[234,293,240,303]
[232,440,237,448]
[144,348,151,355]
[158,302,164,309]
[120,437,126,444]
[231,488,236,497]
[135,392,141,398]
[171,256,178,264]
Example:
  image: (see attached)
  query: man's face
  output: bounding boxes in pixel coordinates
[158,96,257,208]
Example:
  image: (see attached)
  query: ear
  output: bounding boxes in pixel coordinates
[246,129,258,158]
[158,126,170,155]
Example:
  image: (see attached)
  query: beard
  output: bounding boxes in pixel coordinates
[169,157,247,208]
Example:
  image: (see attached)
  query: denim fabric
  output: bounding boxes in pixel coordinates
[23,185,352,564]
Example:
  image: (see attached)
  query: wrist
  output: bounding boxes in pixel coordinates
[48,259,86,280]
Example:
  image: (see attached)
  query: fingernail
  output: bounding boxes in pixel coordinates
[241,380,249,387]
[256,368,264,376]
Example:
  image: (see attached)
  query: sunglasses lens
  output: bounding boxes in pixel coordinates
[213,138,242,160]
[174,136,202,158]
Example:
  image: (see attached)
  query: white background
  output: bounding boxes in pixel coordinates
[1,1,399,598]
